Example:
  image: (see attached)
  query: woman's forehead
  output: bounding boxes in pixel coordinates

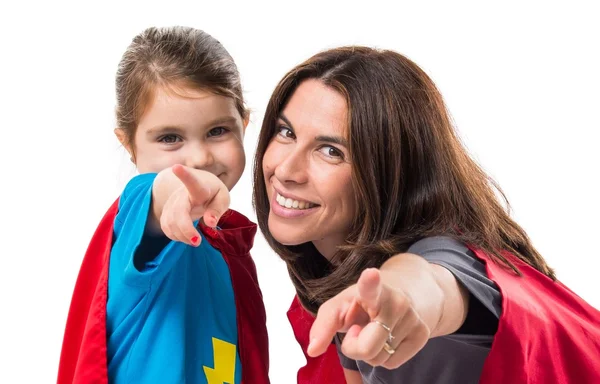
[280,79,348,138]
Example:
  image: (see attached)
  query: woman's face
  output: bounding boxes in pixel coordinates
[262,79,356,259]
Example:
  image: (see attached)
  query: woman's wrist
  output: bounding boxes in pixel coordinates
[380,253,447,336]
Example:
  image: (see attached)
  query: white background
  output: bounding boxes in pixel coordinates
[1,1,598,383]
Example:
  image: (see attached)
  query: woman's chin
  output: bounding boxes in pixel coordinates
[268,225,308,246]
[273,234,306,246]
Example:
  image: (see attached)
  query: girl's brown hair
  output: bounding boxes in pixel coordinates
[253,46,554,314]
[115,26,247,155]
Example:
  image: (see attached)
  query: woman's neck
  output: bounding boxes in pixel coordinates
[312,238,342,262]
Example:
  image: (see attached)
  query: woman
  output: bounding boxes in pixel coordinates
[253,47,600,383]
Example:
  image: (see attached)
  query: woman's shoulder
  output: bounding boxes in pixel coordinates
[407,236,472,258]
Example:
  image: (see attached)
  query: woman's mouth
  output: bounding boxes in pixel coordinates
[275,193,317,210]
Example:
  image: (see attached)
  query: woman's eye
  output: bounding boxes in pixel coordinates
[158,134,182,144]
[277,126,295,139]
[319,146,344,160]
[207,127,228,137]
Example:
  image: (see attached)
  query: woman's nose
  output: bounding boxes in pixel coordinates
[273,148,308,185]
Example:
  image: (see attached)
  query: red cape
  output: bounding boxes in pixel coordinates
[289,247,600,384]
[287,297,346,384]
[57,199,270,384]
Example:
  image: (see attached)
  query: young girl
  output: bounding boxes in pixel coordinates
[58,26,269,384]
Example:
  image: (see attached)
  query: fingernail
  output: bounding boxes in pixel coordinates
[191,236,199,245]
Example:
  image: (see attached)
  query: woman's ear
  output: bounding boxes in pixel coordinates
[114,128,135,162]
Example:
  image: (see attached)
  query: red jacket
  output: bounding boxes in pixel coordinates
[289,247,600,384]
[57,199,270,384]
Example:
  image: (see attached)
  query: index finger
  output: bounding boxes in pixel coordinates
[172,164,212,202]
[307,286,361,357]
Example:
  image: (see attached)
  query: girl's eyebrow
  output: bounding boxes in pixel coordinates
[146,116,239,136]
[203,116,238,127]
[145,125,186,136]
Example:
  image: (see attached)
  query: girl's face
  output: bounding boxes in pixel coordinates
[262,79,356,259]
[117,85,247,191]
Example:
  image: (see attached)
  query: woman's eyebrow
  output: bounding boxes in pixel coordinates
[279,113,348,147]
[278,114,294,130]
[315,134,348,147]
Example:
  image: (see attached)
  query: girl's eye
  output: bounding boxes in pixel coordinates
[277,125,295,139]
[319,146,344,160]
[207,127,229,137]
[158,134,182,144]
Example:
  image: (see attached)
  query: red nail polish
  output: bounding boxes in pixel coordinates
[191,236,199,244]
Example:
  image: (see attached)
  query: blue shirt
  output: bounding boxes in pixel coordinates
[106,173,242,384]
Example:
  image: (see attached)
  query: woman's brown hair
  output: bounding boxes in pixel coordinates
[253,46,554,314]
[115,26,247,156]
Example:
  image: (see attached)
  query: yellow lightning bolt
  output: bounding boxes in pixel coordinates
[203,337,237,384]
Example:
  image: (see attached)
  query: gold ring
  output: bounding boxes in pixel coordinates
[382,341,395,355]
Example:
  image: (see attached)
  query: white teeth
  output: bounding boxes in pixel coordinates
[276,193,314,210]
